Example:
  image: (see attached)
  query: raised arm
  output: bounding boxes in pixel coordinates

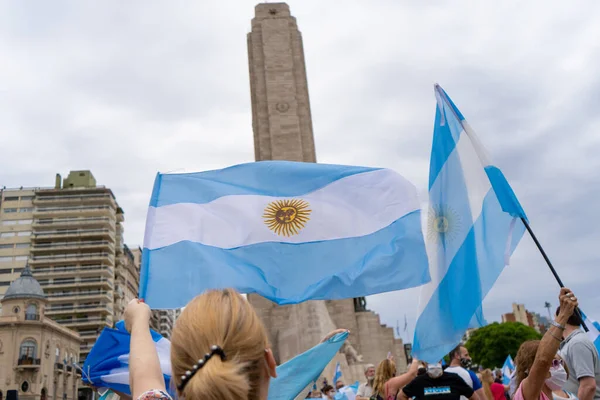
[386,358,420,395]
[125,299,167,400]
[521,288,578,400]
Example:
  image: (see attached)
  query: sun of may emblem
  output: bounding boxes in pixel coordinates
[263,199,312,237]
[427,205,462,243]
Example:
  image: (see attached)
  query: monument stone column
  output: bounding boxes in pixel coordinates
[246,3,408,385]
[246,2,357,377]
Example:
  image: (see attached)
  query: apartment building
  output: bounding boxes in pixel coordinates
[0,188,35,301]
[0,170,140,362]
[114,244,141,320]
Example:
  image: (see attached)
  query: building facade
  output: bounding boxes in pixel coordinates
[246,3,408,384]
[501,303,547,333]
[0,266,82,400]
[0,171,140,363]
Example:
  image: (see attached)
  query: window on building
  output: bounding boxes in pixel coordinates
[0,232,15,238]
[3,208,17,213]
[3,197,19,202]
[15,243,29,249]
[14,256,28,261]
[17,231,31,237]
[0,282,11,286]
[55,347,60,362]
[25,304,38,320]
[19,339,37,360]
[18,219,33,225]
[20,196,34,201]
[1,220,17,225]
[0,268,12,273]
[0,244,13,249]
[19,208,32,213]
[0,256,12,262]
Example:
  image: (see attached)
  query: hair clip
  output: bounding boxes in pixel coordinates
[177,345,227,391]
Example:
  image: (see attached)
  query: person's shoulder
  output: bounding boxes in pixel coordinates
[569,334,597,352]
[444,372,464,381]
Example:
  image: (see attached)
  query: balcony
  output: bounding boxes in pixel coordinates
[46,303,113,316]
[31,240,115,254]
[33,216,115,230]
[40,277,113,290]
[56,316,111,328]
[17,357,41,369]
[78,329,101,338]
[31,228,115,242]
[30,251,114,266]
[46,290,112,301]
[34,193,116,206]
[80,341,98,353]
[33,264,113,278]
[33,205,115,219]
[24,313,40,321]
[55,362,64,373]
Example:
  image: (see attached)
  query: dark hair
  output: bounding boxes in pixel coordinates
[449,345,465,360]
[555,306,583,326]
[322,385,334,394]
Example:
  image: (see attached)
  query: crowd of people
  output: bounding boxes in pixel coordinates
[121,287,598,400]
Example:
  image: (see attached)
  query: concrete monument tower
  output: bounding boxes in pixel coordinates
[247,3,408,385]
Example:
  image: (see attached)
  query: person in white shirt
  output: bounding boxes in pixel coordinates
[445,345,486,400]
[356,364,376,400]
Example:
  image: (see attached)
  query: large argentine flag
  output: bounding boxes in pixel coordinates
[140,161,430,308]
[83,321,349,400]
[413,85,527,362]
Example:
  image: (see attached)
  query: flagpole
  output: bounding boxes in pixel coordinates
[521,217,588,332]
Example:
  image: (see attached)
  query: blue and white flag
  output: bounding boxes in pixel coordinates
[332,362,342,384]
[413,84,527,362]
[502,355,515,385]
[335,382,359,400]
[141,161,430,308]
[83,320,348,400]
[82,321,172,396]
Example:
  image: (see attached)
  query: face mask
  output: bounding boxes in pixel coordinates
[546,365,568,391]
[427,363,443,378]
[460,358,472,369]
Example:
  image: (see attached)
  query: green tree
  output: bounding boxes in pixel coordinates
[465,322,541,368]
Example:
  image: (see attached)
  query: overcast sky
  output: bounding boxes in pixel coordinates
[1,1,599,340]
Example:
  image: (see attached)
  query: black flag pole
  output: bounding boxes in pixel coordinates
[520,217,588,332]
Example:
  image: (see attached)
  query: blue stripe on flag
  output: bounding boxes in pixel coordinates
[151,161,378,207]
[429,105,465,189]
[142,211,428,308]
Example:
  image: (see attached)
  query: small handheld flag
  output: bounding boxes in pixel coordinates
[333,362,342,384]
[502,355,515,385]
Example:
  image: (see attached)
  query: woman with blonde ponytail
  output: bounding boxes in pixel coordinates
[124,289,345,400]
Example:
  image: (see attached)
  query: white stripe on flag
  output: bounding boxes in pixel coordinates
[144,169,420,250]
[417,130,492,315]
